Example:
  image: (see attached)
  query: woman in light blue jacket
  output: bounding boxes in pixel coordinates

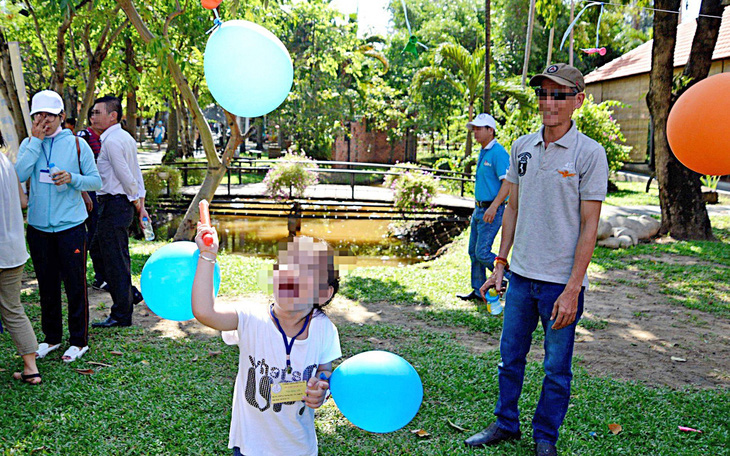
[15,90,101,363]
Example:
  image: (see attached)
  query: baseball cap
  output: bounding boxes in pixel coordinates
[466,113,497,131]
[30,90,64,116]
[529,63,585,92]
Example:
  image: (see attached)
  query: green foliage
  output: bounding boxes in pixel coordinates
[176,158,207,186]
[573,95,632,173]
[700,175,720,192]
[263,152,319,200]
[142,165,182,208]
[385,163,440,210]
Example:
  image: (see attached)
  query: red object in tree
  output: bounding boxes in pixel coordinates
[201,0,222,10]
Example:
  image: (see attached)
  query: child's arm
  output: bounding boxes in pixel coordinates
[192,223,238,331]
[303,362,333,409]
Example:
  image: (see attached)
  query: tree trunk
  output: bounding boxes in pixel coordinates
[464,103,474,160]
[52,7,75,96]
[483,0,491,113]
[76,10,128,129]
[546,27,554,66]
[0,30,28,140]
[166,94,180,161]
[123,35,139,138]
[646,0,713,240]
[521,0,537,87]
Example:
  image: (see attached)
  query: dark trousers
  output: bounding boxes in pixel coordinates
[84,191,105,283]
[27,224,89,347]
[91,195,134,324]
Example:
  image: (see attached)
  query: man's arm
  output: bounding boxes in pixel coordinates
[550,200,602,330]
[483,179,510,223]
[107,138,138,197]
[479,182,519,297]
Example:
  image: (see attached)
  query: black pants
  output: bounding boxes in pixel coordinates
[27,224,89,347]
[84,190,104,284]
[91,195,134,324]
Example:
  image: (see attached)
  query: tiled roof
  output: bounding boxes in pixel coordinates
[585,6,730,84]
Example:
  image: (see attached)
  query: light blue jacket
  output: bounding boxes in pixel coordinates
[15,129,102,232]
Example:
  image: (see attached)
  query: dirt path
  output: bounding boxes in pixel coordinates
[22,253,727,390]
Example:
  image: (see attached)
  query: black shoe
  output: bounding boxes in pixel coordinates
[457,291,480,301]
[92,317,131,328]
[91,280,109,292]
[464,423,521,448]
[132,287,144,305]
[535,442,558,456]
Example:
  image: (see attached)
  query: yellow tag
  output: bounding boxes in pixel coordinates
[270,381,307,404]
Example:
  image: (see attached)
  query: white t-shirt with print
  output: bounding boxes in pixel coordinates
[222,302,341,456]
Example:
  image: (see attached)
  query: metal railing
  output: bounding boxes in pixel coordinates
[142,157,474,199]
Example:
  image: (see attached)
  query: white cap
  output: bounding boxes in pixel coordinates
[30,90,64,116]
[466,113,497,131]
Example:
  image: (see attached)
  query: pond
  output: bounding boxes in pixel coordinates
[159,213,433,267]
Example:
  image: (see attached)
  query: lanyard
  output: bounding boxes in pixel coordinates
[41,138,55,168]
[270,305,312,374]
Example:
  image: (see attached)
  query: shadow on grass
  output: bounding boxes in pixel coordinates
[340,276,432,307]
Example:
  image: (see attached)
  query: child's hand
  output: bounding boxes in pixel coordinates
[303,376,329,409]
[195,222,219,254]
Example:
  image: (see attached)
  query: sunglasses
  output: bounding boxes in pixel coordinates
[534,88,579,100]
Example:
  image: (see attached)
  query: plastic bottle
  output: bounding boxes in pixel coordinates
[49,163,67,192]
[486,288,503,315]
[142,216,155,241]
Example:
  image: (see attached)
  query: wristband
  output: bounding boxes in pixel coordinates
[199,252,217,264]
[495,256,509,270]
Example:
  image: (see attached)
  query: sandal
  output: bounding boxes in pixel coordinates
[62,345,89,363]
[13,371,42,385]
[36,343,61,359]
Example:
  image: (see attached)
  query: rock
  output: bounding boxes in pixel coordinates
[617,235,635,248]
[619,217,645,235]
[598,237,622,249]
[607,215,627,228]
[637,215,660,239]
[613,227,638,246]
[597,219,613,240]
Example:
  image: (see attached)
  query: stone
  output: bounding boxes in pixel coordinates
[613,227,638,246]
[636,215,661,239]
[597,218,613,240]
[598,237,622,249]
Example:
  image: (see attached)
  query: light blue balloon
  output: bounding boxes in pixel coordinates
[140,241,221,321]
[330,350,423,433]
[204,20,293,118]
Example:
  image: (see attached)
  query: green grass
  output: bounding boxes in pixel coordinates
[605,180,730,206]
[3,217,729,455]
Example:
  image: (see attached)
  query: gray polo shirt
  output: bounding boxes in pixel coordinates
[505,122,609,287]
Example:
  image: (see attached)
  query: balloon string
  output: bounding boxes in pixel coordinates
[400,0,412,35]
[595,3,604,49]
[206,9,222,35]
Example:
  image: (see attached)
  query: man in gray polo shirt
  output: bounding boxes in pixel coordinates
[465,64,608,456]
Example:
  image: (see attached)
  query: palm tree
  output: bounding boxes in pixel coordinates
[413,43,485,158]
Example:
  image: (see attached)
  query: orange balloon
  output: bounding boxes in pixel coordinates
[201,0,222,10]
[666,72,730,176]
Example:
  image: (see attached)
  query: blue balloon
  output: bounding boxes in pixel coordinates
[204,20,293,118]
[330,351,423,433]
[140,241,221,321]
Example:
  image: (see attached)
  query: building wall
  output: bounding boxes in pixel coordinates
[333,121,407,165]
[586,58,730,163]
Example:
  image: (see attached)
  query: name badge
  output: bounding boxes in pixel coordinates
[39,169,54,184]
[270,381,307,404]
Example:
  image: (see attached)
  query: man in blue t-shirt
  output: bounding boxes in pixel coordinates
[457,113,511,303]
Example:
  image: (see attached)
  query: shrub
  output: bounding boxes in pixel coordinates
[142,165,183,207]
[176,157,207,185]
[386,163,440,210]
[263,152,319,200]
[573,95,632,173]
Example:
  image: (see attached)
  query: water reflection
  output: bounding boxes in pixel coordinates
[162,214,427,267]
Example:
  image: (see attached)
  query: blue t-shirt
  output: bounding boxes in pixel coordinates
[475,140,510,202]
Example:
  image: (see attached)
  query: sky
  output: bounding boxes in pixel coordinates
[330,0,392,37]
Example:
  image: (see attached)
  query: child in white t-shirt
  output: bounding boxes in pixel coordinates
[192,226,341,456]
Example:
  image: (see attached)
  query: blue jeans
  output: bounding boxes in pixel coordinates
[467,205,504,292]
[494,273,584,445]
